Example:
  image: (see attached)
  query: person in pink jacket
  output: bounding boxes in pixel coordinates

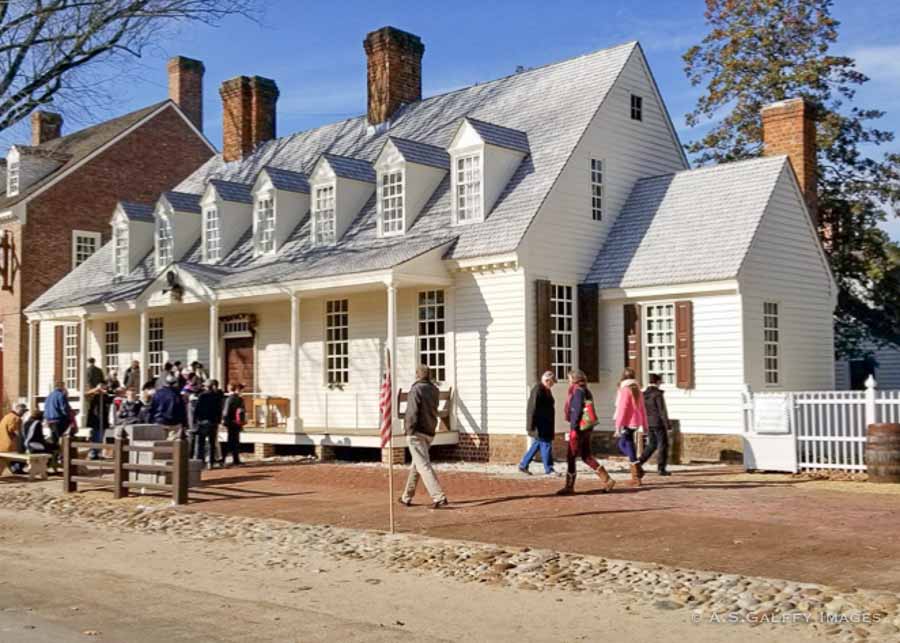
[614,367,647,486]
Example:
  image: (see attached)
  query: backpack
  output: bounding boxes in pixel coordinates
[231,401,246,427]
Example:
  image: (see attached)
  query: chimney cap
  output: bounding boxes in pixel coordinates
[761,96,815,115]
[167,55,205,73]
[363,26,425,56]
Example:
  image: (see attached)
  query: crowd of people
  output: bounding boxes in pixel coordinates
[1,358,249,470]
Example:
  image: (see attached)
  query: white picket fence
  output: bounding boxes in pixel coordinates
[742,377,900,472]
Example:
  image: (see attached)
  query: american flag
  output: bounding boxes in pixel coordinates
[379,350,393,448]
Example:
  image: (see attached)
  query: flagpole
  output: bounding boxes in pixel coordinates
[382,345,396,534]
[387,437,395,534]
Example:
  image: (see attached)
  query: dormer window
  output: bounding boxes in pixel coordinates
[7,161,19,196]
[379,170,404,235]
[204,206,221,262]
[113,222,129,276]
[255,196,275,253]
[313,185,336,245]
[455,154,482,223]
[156,215,173,268]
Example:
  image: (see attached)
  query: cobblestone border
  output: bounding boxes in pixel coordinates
[1,485,896,642]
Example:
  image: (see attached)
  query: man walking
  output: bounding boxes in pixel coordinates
[398,365,447,509]
[519,370,557,475]
[638,373,672,476]
[194,380,225,469]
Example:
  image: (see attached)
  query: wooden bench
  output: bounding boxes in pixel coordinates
[397,387,453,432]
[0,452,51,480]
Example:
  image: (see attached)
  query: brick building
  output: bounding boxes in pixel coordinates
[0,56,215,410]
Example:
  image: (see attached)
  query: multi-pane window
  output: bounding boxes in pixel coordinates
[764,302,780,385]
[114,223,129,276]
[156,216,173,268]
[380,171,404,235]
[418,290,446,383]
[455,154,482,223]
[73,232,100,268]
[591,158,603,221]
[630,94,643,121]
[204,206,221,262]
[325,299,349,385]
[64,325,78,391]
[313,185,336,245]
[550,284,574,381]
[645,303,676,385]
[105,322,119,375]
[256,197,276,253]
[148,317,164,379]
[7,161,19,195]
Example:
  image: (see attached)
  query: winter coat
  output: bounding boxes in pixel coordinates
[526,383,556,441]
[44,388,71,423]
[566,384,594,432]
[122,366,140,390]
[643,385,671,430]
[195,389,225,426]
[404,378,440,437]
[0,412,22,452]
[222,393,246,429]
[614,379,648,431]
[147,386,187,427]
[23,419,48,453]
[116,400,144,426]
[85,365,105,390]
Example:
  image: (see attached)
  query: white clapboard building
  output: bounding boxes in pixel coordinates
[24,27,836,462]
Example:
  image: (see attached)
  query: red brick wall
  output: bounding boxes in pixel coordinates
[762,98,817,223]
[0,104,213,406]
[364,27,424,125]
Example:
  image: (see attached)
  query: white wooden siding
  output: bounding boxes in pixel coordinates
[595,294,746,435]
[835,342,900,390]
[453,268,528,435]
[739,167,835,391]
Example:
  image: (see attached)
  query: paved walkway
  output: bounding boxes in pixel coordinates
[187,462,900,592]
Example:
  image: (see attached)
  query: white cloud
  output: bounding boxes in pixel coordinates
[851,46,900,84]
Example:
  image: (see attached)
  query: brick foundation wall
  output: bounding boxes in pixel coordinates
[381,446,405,465]
[254,442,276,458]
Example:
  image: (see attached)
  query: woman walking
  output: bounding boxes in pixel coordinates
[557,369,615,495]
[614,367,647,486]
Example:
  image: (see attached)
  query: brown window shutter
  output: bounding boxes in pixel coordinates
[535,279,552,381]
[675,300,694,389]
[53,326,64,384]
[578,284,599,381]
[623,303,641,381]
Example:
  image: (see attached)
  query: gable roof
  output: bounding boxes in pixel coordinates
[0,101,170,210]
[320,153,376,183]
[161,190,202,214]
[262,166,310,193]
[28,40,640,313]
[461,117,530,153]
[119,201,155,223]
[386,137,450,169]
[208,179,253,204]
[585,156,788,289]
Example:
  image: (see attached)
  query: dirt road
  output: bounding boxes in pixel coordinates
[0,507,819,643]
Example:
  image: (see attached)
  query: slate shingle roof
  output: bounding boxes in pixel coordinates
[119,201,155,223]
[162,190,201,214]
[321,153,376,183]
[463,117,530,153]
[387,137,450,169]
[263,167,309,193]
[0,102,168,209]
[585,156,789,289]
[28,41,640,313]
[209,179,253,204]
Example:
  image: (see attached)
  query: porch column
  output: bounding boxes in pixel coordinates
[26,319,37,407]
[286,292,301,432]
[139,309,148,385]
[387,283,398,434]
[208,301,219,382]
[78,314,89,428]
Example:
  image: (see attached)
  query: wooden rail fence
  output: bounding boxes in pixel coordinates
[61,427,189,505]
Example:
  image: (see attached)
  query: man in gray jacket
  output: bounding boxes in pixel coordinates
[398,365,447,509]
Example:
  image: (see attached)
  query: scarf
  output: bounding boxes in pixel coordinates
[563,382,579,419]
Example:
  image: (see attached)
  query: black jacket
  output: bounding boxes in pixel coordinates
[147,386,187,426]
[405,379,439,437]
[643,385,670,429]
[526,383,555,441]
[222,393,246,428]
[195,389,225,425]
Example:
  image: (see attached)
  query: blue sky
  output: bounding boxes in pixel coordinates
[7,0,900,239]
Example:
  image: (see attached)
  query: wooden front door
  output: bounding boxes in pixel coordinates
[224,337,255,391]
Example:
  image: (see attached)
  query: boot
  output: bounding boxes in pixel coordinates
[595,466,616,492]
[630,463,642,487]
[556,473,576,495]
[636,461,646,479]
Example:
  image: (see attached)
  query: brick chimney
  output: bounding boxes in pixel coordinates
[219,75,279,162]
[168,56,205,131]
[31,110,62,145]
[363,26,425,126]
[761,97,817,223]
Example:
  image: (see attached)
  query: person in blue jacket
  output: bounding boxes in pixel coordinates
[43,382,73,446]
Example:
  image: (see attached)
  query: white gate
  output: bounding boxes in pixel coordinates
[742,377,900,473]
